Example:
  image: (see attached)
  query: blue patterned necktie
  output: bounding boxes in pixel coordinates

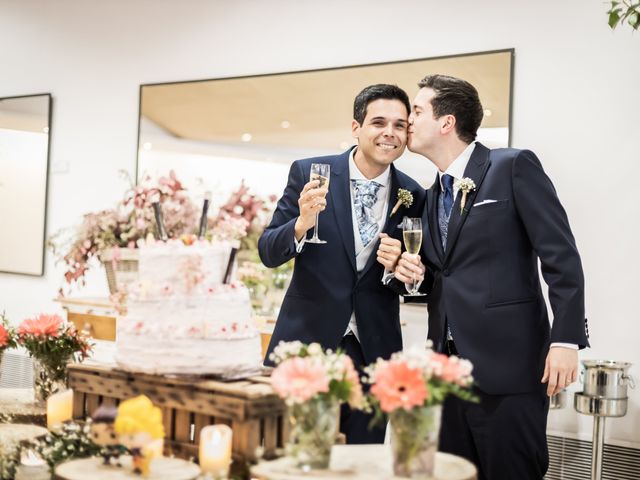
[352,179,383,246]
[438,174,455,249]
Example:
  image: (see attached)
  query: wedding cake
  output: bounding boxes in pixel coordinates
[115,239,263,378]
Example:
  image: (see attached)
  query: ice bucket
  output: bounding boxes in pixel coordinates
[582,360,634,399]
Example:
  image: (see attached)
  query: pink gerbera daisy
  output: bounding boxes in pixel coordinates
[371,360,428,413]
[18,314,63,338]
[0,324,9,348]
[271,357,330,403]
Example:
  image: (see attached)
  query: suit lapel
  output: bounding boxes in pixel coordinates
[426,179,445,263]
[443,143,491,265]
[330,149,357,273]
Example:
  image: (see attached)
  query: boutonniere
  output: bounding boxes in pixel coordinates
[454,178,476,214]
[389,188,413,217]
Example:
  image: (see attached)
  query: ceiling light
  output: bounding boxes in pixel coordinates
[280,121,290,129]
[143,142,152,150]
[241,133,252,142]
[484,109,493,117]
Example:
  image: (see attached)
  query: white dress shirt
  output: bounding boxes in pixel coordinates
[295,148,391,340]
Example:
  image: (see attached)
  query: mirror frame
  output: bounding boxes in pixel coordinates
[135,48,514,182]
[0,92,52,277]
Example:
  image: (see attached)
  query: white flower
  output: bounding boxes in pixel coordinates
[453,177,477,214]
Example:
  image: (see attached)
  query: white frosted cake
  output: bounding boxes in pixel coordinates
[115,239,263,378]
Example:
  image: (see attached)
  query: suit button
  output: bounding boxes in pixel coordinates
[443,269,450,276]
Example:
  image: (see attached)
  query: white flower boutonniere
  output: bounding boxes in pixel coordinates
[389,188,414,217]
[454,178,476,214]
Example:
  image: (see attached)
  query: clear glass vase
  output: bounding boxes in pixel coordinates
[32,358,68,404]
[389,404,442,479]
[287,396,339,470]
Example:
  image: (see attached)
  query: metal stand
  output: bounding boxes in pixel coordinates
[574,393,627,480]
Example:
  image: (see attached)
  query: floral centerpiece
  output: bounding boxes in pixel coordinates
[17,314,92,402]
[365,344,475,478]
[50,171,199,294]
[269,341,363,470]
[0,313,17,367]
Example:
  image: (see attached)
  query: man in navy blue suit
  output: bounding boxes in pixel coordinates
[259,84,425,444]
[392,74,590,479]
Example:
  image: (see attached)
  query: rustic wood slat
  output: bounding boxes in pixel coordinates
[193,414,210,444]
[85,394,101,417]
[232,419,261,462]
[262,416,279,459]
[72,391,85,419]
[173,410,191,443]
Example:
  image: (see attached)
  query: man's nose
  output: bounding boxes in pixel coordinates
[384,123,394,136]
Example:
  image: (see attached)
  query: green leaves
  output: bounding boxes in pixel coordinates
[607,0,640,30]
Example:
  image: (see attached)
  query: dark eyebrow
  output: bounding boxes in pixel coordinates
[369,116,408,124]
[412,105,423,111]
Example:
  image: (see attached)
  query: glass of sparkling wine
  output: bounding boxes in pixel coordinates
[403,217,426,296]
[307,163,330,244]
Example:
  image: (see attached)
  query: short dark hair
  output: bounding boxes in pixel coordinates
[417,74,484,143]
[353,84,410,125]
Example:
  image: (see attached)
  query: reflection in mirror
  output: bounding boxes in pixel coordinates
[137,50,512,204]
[0,94,52,276]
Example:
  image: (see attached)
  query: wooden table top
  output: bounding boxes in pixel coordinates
[252,444,477,480]
[0,388,46,426]
[54,456,201,480]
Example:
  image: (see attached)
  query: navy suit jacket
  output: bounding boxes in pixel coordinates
[407,143,590,395]
[259,148,425,366]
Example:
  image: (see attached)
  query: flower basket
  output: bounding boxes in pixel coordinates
[98,248,139,294]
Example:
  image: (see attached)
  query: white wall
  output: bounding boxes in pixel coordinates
[1,0,638,443]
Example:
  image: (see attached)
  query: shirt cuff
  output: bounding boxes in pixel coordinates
[550,342,578,350]
[294,235,305,253]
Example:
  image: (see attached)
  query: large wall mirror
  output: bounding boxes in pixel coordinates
[0,94,52,276]
[137,49,513,204]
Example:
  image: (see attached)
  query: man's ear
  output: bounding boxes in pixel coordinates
[441,114,457,135]
[351,119,361,139]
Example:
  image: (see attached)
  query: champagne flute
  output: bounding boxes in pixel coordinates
[306,163,330,244]
[402,217,426,296]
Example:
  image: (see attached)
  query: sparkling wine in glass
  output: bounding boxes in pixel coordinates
[306,163,330,244]
[403,217,426,296]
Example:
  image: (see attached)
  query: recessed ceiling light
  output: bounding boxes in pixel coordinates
[143,142,152,150]
[280,121,291,129]
[241,133,252,142]
[484,109,493,117]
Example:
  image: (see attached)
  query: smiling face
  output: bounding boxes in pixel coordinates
[352,98,408,174]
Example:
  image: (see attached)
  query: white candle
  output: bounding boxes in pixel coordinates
[199,425,232,478]
[46,388,73,429]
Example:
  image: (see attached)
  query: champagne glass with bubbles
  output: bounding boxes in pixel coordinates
[306,163,330,244]
[403,217,426,296]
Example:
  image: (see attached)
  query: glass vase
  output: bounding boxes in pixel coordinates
[389,404,442,479]
[287,396,339,470]
[32,357,68,404]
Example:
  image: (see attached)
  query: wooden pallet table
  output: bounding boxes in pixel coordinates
[67,363,287,467]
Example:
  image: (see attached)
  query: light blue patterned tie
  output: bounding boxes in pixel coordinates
[352,179,383,246]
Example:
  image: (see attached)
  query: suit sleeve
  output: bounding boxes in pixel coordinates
[512,150,589,348]
[258,160,305,268]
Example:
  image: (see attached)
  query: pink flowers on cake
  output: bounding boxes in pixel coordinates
[18,313,63,337]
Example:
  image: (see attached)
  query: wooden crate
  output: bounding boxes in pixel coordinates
[67,363,287,464]
[57,297,117,341]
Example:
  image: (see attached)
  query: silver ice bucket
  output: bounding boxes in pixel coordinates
[582,360,634,399]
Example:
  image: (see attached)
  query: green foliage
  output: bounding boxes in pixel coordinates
[607,1,640,30]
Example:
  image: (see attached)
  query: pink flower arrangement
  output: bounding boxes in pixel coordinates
[366,345,475,414]
[370,360,429,413]
[269,341,364,408]
[18,313,63,338]
[271,357,330,403]
[0,313,17,351]
[0,325,8,348]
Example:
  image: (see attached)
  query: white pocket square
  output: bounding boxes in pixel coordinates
[473,199,498,207]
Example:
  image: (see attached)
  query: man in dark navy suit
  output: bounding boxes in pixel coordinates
[392,75,590,479]
[259,84,425,444]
